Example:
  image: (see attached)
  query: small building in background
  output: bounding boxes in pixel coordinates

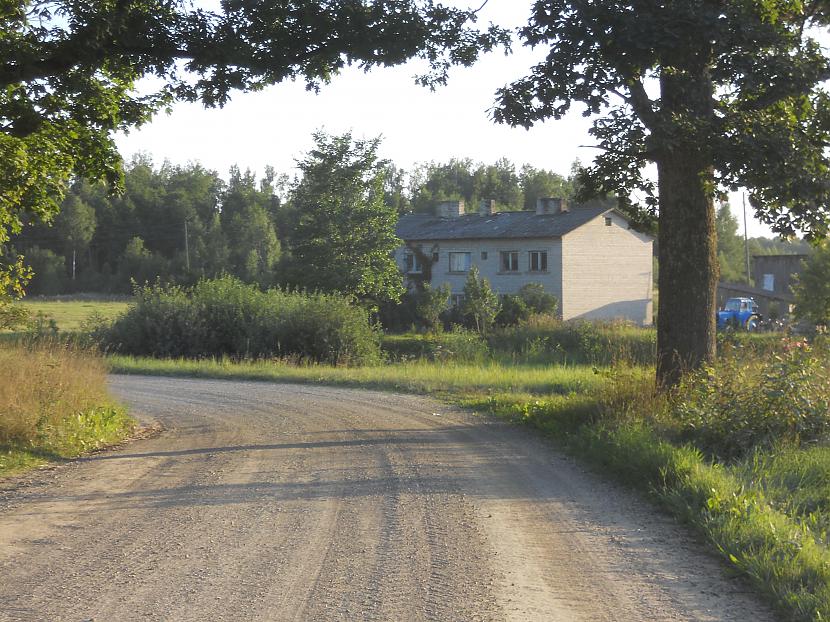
[752,254,808,299]
[717,253,808,317]
[395,198,654,325]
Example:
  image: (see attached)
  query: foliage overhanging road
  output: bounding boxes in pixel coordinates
[0,376,773,621]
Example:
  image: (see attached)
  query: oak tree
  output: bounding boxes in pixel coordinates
[495,1,830,386]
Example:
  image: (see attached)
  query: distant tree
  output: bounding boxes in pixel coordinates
[288,131,404,306]
[24,246,65,296]
[519,166,573,211]
[55,195,96,281]
[414,283,451,332]
[383,164,411,215]
[715,204,746,284]
[222,167,280,285]
[410,158,476,214]
[471,158,523,211]
[462,266,500,335]
[793,243,830,326]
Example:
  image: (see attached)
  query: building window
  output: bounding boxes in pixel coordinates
[448,251,472,273]
[451,294,465,307]
[500,251,519,272]
[403,250,423,274]
[605,216,613,226]
[529,251,548,272]
[432,251,440,263]
[481,251,488,260]
[763,274,775,291]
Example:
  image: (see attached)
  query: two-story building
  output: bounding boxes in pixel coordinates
[395,198,654,325]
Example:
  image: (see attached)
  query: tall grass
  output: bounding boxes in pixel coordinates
[0,344,133,473]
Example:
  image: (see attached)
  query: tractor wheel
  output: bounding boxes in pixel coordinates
[745,315,759,332]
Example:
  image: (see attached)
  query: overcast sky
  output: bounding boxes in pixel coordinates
[114,0,776,238]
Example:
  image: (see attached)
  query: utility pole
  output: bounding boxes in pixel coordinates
[184,220,191,271]
[742,193,750,285]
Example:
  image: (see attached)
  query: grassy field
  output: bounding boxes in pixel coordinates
[10,297,131,332]
[0,344,134,476]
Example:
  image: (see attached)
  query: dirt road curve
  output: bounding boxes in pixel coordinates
[0,376,773,621]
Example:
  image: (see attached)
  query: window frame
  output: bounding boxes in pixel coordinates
[528,250,548,273]
[499,250,519,273]
[403,250,424,274]
[448,251,472,273]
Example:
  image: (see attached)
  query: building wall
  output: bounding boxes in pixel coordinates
[560,212,653,325]
[752,255,807,297]
[398,238,563,304]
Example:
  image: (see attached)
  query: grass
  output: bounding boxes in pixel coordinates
[0,344,135,476]
[9,297,131,332]
[109,355,612,399]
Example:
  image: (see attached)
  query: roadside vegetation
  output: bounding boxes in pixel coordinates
[0,343,133,476]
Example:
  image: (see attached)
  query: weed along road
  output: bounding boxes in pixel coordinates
[0,376,772,621]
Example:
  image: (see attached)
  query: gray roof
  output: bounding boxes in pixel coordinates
[396,205,614,241]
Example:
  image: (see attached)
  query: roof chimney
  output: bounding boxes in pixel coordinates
[536,197,569,215]
[479,199,496,216]
[437,200,465,218]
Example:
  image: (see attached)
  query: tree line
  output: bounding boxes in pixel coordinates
[10,131,576,299]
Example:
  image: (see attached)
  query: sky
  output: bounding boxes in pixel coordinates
[114,0,775,238]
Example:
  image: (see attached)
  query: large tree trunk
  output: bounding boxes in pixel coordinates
[655,64,718,389]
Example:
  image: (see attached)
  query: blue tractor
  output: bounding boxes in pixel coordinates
[717,297,761,331]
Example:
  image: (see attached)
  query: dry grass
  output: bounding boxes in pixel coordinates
[0,344,133,473]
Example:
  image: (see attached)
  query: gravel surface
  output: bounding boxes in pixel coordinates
[0,375,775,621]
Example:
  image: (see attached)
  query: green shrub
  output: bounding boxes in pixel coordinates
[672,338,830,460]
[103,276,380,365]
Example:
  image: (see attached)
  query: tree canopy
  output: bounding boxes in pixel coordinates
[0,0,507,294]
[495,1,830,386]
[286,131,404,306]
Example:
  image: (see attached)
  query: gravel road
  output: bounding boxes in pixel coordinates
[0,375,774,621]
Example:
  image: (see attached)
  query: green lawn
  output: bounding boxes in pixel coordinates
[13,297,131,332]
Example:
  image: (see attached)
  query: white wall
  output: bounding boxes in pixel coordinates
[560,213,653,325]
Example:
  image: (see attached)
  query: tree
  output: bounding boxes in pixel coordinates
[0,1,506,294]
[414,283,451,332]
[519,165,573,211]
[55,194,96,281]
[287,131,404,306]
[221,167,281,285]
[495,2,830,387]
[471,158,523,211]
[715,204,747,284]
[461,265,500,335]
[793,243,830,326]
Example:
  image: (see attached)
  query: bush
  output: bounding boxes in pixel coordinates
[103,276,381,365]
[671,338,830,460]
[24,246,66,295]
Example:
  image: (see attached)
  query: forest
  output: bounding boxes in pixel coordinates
[10,131,808,299]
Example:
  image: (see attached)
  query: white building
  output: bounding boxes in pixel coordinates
[395,198,654,325]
